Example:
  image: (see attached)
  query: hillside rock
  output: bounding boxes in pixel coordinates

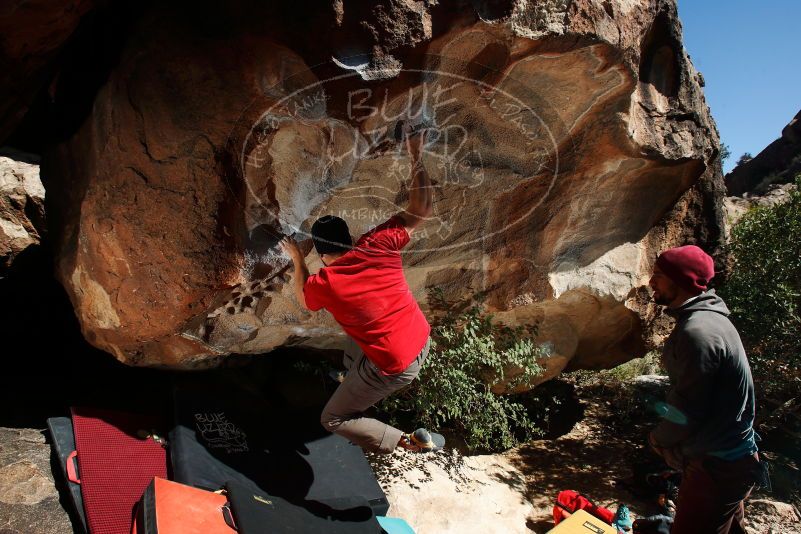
[726,109,801,196]
[22,0,724,371]
[724,182,797,235]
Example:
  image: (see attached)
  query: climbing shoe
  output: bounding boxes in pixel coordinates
[401,428,445,452]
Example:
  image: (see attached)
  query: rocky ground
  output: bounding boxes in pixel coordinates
[0,428,74,534]
[369,376,800,534]
[1,366,799,534]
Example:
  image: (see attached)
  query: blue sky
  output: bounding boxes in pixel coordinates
[677,1,801,173]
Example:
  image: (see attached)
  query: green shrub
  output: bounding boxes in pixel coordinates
[721,175,801,393]
[380,288,545,453]
[736,152,753,167]
[719,142,731,165]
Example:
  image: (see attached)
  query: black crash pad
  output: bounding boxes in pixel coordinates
[225,479,382,533]
[169,380,390,516]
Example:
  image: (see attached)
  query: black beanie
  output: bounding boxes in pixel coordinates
[311,216,352,255]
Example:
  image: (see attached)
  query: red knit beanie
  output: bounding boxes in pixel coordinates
[655,245,715,295]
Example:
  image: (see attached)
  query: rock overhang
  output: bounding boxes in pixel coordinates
[0,0,724,378]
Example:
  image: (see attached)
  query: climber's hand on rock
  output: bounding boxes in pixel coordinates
[279,237,303,263]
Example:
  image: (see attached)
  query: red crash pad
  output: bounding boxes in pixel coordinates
[71,407,168,534]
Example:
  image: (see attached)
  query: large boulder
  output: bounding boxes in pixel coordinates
[30,0,722,372]
[0,151,45,272]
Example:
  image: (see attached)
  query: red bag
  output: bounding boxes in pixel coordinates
[553,490,615,525]
[131,478,236,534]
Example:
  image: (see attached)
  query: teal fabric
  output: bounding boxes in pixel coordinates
[613,504,633,531]
[709,431,758,460]
[653,401,688,425]
[377,516,415,534]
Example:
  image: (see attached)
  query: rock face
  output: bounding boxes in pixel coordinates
[0,0,96,142]
[0,151,45,272]
[726,109,801,196]
[5,0,724,372]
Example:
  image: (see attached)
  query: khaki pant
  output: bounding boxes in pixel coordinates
[320,336,430,454]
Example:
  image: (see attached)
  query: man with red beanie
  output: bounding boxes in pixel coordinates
[648,245,761,534]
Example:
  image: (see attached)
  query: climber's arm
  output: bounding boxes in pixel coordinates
[398,128,433,235]
[279,237,311,310]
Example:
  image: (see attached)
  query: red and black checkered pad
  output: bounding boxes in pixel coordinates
[71,407,168,534]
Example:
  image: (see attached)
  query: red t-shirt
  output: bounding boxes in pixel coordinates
[303,216,431,374]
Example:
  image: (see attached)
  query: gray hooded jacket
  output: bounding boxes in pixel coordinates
[651,290,756,459]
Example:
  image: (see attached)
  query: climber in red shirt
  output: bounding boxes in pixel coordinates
[279,126,439,453]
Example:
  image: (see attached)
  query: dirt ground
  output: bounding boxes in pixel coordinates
[370,377,801,534]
